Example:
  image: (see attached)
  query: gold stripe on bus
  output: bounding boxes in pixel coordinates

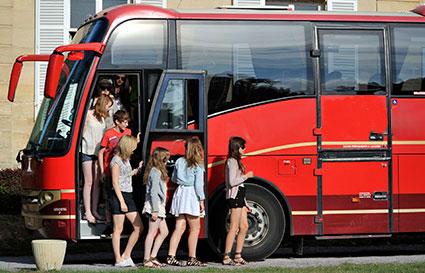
[394,208,425,214]
[22,212,76,220]
[207,140,425,169]
[60,189,75,193]
[393,141,425,145]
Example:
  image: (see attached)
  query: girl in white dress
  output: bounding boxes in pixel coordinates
[167,137,206,267]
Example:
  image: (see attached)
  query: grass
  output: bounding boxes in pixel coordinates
[2,262,425,273]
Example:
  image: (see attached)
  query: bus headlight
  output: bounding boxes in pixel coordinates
[38,191,60,208]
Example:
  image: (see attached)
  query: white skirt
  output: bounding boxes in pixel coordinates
[170,185,200,217]
[142,200,166,218]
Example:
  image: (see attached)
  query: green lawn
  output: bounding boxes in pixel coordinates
[3,262,425,273]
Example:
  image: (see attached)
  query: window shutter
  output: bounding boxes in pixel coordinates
[35,0,70,114]
[327,0,357,11]
[137,0,166,8]
[234,0,265,7]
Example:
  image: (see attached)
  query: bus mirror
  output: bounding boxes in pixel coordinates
[68,51,84,61]
[44,53,64,99]
[7,54,50,102]
[8,61,23,102]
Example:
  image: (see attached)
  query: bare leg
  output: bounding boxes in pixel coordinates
[91,161,102,220]
[235,207,249,254]
[112,214,125,263]
[224,208,242,255]
[82,160,95,223]
[144,218,160,260]
[186,215,200,258]
[151,218,169,258]
[168,216,186,256]
[122,212,143,260]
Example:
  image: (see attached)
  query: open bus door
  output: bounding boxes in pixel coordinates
[315,27,391,235]
[142,70,208,236]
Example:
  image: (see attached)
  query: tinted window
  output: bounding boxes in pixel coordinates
[320,29,386,95]
[392,26,425,96]
[99,20,167,69]
[155,79,200,130]
[178,21,312,115]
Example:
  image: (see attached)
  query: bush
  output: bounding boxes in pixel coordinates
[0,168,23,215]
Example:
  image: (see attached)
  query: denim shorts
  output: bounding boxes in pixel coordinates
[81,153,98,162]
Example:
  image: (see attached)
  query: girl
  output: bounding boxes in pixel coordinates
[167,137,206,267]
[109,135,144,267]
[142,147,170,268]
[223,136,253,266]
[81,94,113,224]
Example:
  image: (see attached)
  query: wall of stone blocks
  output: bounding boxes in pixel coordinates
[167,0,232,9]
[0,0,35,169]
[358,0,425,12]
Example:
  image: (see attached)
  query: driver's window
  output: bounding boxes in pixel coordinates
[155,79,200,130]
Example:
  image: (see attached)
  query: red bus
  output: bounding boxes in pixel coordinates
[7,4,425,260]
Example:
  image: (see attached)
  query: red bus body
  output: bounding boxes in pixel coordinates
[9,4,425,260]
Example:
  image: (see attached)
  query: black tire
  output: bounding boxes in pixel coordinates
[208,183,286,261]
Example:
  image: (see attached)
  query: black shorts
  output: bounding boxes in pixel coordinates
[109,192,138,215]
[227,187,246,209]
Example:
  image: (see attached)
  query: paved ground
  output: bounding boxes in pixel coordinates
[1,238,425,271]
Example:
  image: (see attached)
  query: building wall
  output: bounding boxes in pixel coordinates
[0,0,35,169]
[358,0,425,12]
[167,0,232,8]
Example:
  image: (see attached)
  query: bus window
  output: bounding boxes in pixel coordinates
[178,21,313,115]
[99,20,167,69]
[392,26,425,96]
[319,29,386,95]
[155,79,200,130]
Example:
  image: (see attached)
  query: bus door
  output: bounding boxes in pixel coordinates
[315,27,391,235]
[142,70,208,237]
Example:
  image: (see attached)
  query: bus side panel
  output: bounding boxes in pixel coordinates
[397,155,425,232]
[392,98,425,233]
[208,98,318,236]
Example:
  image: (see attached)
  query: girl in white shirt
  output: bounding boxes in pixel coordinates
[81,94,113,224]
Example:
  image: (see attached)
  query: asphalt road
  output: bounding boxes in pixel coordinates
[1,238,425,271]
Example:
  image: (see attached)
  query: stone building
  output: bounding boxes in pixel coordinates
[0,0,424,168]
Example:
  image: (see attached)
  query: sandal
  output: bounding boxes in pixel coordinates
[222,253,235,266]
[150,257,165,267]
[166,255,182,266]
[234,252,248,265]
[143,259,159,268]
[187,257,207,267]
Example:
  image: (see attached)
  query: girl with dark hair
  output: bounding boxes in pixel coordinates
[142,147,170,268]
[223,136,253,265]
[113,74,131,112]
[167,137,207,267]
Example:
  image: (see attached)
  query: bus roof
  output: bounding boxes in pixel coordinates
[89,4,425,30]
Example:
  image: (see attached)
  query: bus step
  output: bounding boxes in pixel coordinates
[315,234,392,240]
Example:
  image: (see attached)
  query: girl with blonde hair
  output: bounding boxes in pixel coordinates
[142,147,170,268]
[81,94,113,224]
[109,135,143,267]
[167,137,206,267]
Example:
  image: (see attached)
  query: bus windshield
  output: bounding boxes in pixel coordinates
[27,19,108,155]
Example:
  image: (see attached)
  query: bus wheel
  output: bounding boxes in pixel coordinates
[208,183,285,261]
